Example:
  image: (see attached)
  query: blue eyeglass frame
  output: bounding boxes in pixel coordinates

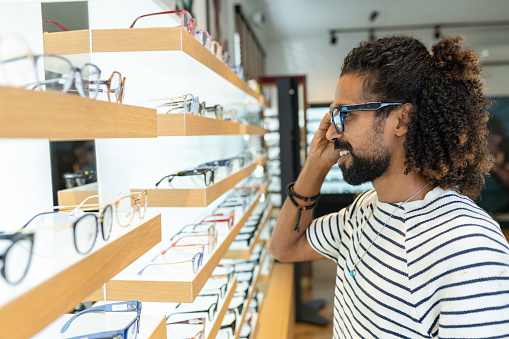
[60,300,142,339]
[329,102,403,133]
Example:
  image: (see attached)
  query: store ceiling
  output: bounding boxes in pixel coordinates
[242,0,509,62]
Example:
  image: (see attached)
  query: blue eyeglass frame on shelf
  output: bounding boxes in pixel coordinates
[329,102,403,133]
[60,300,142,339]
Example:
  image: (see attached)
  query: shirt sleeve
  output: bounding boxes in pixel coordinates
[306,208,346,263]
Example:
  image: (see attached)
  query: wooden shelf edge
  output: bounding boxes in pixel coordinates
[43,30,91,55]
[0,86,157,139]
[0,214,162,339]
[149,316,168,339]
[255,263,295,339]
[89,191,262,303]
[134,162,257,207]
[57,182,99,206]
[206,278,238,339]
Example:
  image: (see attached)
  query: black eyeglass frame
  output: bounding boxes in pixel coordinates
[0,232,35,285]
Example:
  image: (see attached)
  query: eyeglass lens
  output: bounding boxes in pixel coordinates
[3,237,33,284]
[74,214,98,254]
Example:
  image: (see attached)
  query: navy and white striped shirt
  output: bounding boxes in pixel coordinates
[307,187,509,338]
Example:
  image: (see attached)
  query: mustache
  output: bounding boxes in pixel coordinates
[334,139,352,152]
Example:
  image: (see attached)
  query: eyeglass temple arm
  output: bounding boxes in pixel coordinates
[42,20,69,31]
[60,301,140,333]
[155,174,175,187]
[129,10,184,28]
[18,211,58,231]
[167,318,205,325]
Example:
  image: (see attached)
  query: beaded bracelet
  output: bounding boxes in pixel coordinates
[286,182,321,232]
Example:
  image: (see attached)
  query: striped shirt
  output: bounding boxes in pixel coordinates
[307,187,509,338]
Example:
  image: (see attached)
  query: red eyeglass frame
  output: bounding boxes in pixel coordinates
[129,9,197,35]
[42,20,69,32]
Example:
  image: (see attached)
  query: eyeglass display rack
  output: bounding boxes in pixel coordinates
[133,161,260,208]
[223,203,273,260]
[42,27,268,107]
[84,180,269,304]
[0,214,162,339]
[0,86,158,139]
[233,248,269,339]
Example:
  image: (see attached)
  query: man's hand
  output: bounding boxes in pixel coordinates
[307,112,340,171]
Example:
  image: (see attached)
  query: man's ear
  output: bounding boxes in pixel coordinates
[394,103,413,137]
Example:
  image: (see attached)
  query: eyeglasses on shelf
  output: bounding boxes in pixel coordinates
[219,309,237,338]
[166,317,206,339]
[74,190,148,228]
[139,245,205,276]
[0,232,34,285]
[165,226,218,255]
[98,71,126,104]
[19,204,113,255]
[60,300,141,339]
[155,167,215,188]
[195,29,212,50]
[129,9,196,35]
[25,54,101,99]
[169,294,219,322]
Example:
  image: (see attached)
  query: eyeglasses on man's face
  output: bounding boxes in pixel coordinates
[329,102,403,133]
[60,300,141,339]
[0,232,34,285]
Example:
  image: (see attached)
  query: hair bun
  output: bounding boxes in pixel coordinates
[430,35,482,81]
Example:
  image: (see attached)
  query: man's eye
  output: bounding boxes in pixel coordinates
[343,112,352,119]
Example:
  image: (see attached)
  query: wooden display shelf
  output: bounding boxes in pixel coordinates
[0,86,157,139]
[255,156,269,167]
[0,214,162,339]
[43,27,266,105]
[241,124,269,136]
[157,113,268,136]
[223,204,273,259]
[133,162,257,207]
[57,182,99,207]
[43,29,91,55]
[87,27,265,105]
[85,191,262,303]
[255,263,295,339]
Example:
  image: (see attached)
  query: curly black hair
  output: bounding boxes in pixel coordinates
[341,35,494,199]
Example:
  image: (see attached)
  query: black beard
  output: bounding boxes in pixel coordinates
[338,148,391,185]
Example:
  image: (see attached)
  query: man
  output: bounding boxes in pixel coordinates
[269,35,509,338]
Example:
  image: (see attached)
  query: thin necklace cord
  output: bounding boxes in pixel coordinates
[349,182,431,278]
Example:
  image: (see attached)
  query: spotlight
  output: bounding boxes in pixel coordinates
[434,25,441,39]
[330,32,337,45]
[370,10,379,22]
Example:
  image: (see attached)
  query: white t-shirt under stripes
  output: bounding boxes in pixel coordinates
[307,187,509,339]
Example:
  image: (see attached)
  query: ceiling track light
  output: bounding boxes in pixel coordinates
[330,32,337,45]
[369,29,376,41]
[434,25,441,39]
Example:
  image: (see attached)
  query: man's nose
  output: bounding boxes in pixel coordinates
[326,123,343,142]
